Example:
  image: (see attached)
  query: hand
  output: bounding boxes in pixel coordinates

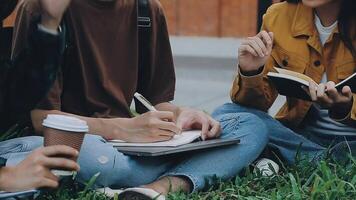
[108,111,181,143]
[238,30,274,74]
[40,0,72,30]
[308,81,353,116]
[176,108,221,140]
[0,145,79,192]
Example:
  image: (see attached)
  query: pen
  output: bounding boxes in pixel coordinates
[134,92,157,111]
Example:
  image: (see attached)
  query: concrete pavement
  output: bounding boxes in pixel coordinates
[170,36,285,115]
[171,36,240,113]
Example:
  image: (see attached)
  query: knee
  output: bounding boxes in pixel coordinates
[218,113,268,146]
[76,135,119,186]
[212,103,249,118]
[76,135,137,187]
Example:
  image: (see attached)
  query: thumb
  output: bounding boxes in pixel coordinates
[342,86,352,99]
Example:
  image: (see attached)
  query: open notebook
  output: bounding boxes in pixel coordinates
[109,130,202,147]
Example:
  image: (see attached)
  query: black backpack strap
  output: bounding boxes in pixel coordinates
[136,0,152,113]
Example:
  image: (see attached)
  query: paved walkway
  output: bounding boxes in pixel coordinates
[170,36,285,115]
[171,36,240,113]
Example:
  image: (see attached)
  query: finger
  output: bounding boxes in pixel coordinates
[253,36,268,55]
[325,81,338,101]
[317,83,333,106]
[316,83,327,99]
[41,145,79,157]
[151,111,175,121]
[155,135,173,142]
[239,45,258,57]
[200,117,210,141]
[42,157,80,171]
[342,86,353,99]
[37,178,59,189]
[155,129,176,137]
[207,119,221,139]
[258,31,272,53]
[268,32,274,43]
[43,170,59,182]
[309,81,318,101]
[153,120,181,134]
[247,38,265,57]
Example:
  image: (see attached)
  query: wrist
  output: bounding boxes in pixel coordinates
[239,65,264,76]
[102,118,131,141]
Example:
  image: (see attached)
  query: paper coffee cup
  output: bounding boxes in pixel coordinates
[42,115,89,176]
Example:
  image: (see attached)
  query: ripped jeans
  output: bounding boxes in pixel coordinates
[76,112,268,192]
[0,136,43,166]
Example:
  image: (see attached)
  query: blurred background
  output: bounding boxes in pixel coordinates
[2,0,282,113]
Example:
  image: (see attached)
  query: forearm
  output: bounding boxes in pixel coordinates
[231,66,278,111]
[31,109,130,140]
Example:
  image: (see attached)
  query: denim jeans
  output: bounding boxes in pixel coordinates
[76,112,268,192]
[0,136,43,166]
[213,103,356,164]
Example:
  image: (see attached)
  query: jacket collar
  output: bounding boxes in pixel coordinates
[291,3,341,55]
[291,3,339,37]
[291,3,314,37]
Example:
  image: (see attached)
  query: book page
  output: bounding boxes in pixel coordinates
[109,130,202,147]
[274,67,316,85]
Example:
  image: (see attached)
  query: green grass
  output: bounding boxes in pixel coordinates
[2,125,356,200]
[34,155,356,200]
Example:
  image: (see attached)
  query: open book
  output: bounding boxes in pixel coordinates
[109,130,202,147]
[267,68,356,101]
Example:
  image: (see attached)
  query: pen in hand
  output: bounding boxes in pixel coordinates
[134,92,157,112]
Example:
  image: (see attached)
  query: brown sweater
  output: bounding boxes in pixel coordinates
[13,0,176,119]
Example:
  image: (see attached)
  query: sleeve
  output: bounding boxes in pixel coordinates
[5,0,64,121]
[230,6,279,112]
[136,1,175,112]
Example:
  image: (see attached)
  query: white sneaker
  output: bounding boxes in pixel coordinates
[254,158,280,176]
[97,187,165,200]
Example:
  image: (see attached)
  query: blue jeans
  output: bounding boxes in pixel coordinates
[76,113,268,192]
[213,103,356,164]
[0,136,43,166]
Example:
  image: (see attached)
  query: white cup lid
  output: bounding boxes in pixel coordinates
[42,114,89,133]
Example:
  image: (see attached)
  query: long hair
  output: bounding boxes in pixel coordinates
[0,0,18,22]
[285,0,356,59]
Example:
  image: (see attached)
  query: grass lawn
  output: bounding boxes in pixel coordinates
[3,125,356,200]
[36,155,356,200]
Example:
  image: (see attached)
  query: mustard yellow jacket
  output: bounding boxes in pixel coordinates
[231,2,356,128]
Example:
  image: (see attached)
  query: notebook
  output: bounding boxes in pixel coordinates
[109,130,240,157]
[0,190,39,199]
[267,67,356,101]
[109,130,202,147]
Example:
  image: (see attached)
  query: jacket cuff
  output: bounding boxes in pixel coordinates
[238,67,265,88]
